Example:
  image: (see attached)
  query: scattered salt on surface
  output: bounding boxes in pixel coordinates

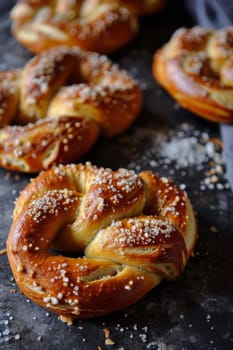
[118,122,229,191]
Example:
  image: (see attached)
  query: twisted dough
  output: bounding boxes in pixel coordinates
[11,0,166,54]
[7,163,197,322]
[0,46,141,172]
[153,26,233,123]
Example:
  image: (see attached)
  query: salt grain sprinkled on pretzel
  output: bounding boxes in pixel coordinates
[7,163,197,323]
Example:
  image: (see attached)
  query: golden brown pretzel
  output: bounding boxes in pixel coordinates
[0,46,141,172]
[11,0,165,53]
[7,163,197,323]
[153,26,233,123]
[10,0,166,54]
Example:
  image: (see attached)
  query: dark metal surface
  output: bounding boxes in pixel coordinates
[0,1,233,349]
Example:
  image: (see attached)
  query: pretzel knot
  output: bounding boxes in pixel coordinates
[7,163,197,322]
[153,26,233,123]
[10,0,166,54]
[0,46,141,172]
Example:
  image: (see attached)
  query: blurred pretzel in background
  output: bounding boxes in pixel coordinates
[153,26,233,123]
[10,0,167,54]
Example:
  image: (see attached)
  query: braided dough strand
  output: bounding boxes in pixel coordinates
[7,163,197,322]
[0,47,141,172]
[153,26,233,123]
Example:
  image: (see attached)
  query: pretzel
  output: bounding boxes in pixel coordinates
[153,26,233,123]
[7,163,197,323]
[0,46,141,172]
[10,0,166,54]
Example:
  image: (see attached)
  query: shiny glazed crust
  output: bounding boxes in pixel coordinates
[7,163,197,322]
[10,0,166,54]
[153,26,233,123]
[0,46,141,172]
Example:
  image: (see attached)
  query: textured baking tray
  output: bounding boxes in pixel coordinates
[0,1,233,349]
